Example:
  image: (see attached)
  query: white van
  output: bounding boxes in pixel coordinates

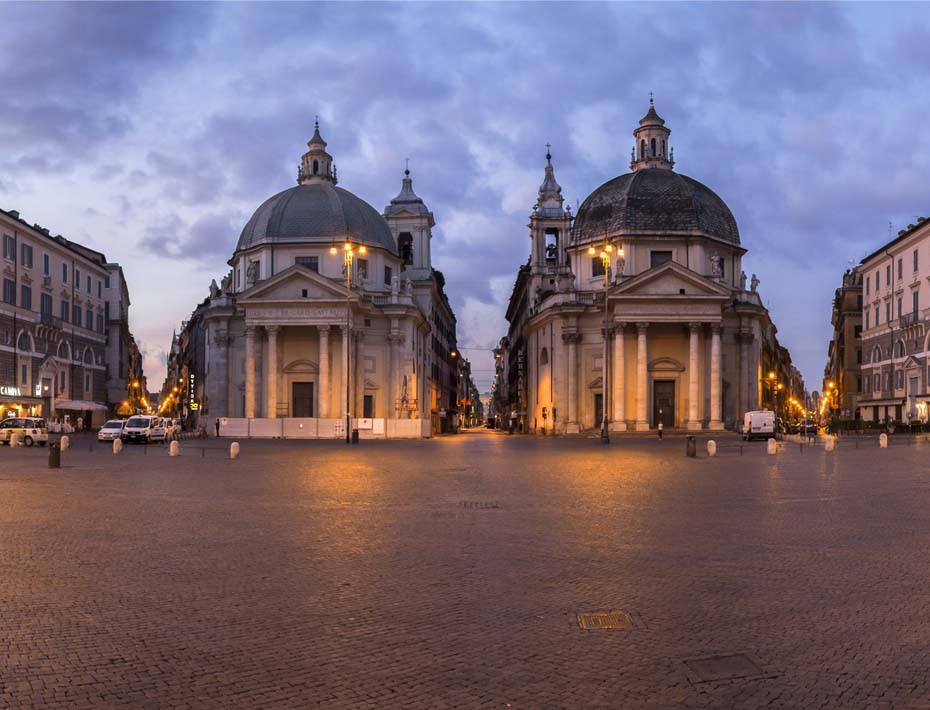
[743,410,775,440]
[122,415,155,444]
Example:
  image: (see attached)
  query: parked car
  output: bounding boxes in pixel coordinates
[742,410,775,440]
[122,415,156,444]
[150,417,167,443]
[97,419,126,442]
[0,417,49,446]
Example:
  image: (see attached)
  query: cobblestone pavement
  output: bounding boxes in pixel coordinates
[2,430,930,708]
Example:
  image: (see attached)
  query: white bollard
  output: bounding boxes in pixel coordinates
[767,438,777,455]
[230,442,240,460]
[60,435,70,452]
[10,433,19,447]
[824,435,835,452]
[707,440,717,457]
[169,440,180,457]
[113,439,123,455]
[879,433,888,449]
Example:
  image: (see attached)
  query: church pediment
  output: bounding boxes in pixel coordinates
[612,261,731,298]
[283,358,319,374]
[238,265,348,303]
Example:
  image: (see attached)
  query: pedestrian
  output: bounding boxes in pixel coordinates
[214,418,220,437]
[658,421,663,440]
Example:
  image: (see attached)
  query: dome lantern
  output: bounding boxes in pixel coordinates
[298,118,336,185]
[630,96,674,171]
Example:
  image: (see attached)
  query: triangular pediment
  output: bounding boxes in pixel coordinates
[612,261,731,298]
[238,265,348,303]
[904,355,925,370]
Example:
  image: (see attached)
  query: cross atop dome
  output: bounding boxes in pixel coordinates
[298,118,336,185]
[630,96,674,171]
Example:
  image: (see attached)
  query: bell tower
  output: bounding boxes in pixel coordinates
[384,164,435,281]
[630,96,674,171]
[529,147,573,294]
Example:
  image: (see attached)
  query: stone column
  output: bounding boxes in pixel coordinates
[710,323,724,430]
[342,325,350,422]
[563,331,580,433]
[265,325,279,418]
[318,325,330,418]
[687,322,702,430]
[244,325,257,418]
[738,328,751,419]
[611,323,626,431]
[635,322,649,430]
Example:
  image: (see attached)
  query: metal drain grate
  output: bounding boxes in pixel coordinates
[577,611,634,630]
[683,653,764,683]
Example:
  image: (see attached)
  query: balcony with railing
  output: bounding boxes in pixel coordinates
[40,312,62,329]
[899,311,921,328]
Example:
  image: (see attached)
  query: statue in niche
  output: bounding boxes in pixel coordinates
[245,260,259,285]
[739,271,747,291]
[750,273,760,293]
[391,274,400,296]
[710,253,722,279]
[404,279,414,297]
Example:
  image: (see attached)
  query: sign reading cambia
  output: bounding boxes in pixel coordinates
[0,386,22,397]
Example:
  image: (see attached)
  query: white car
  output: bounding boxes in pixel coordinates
[97,419,125,442]
[122,415,155,444]
[150,417,167,442]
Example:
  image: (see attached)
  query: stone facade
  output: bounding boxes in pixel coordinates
[858,216,930,422]
[190,123,458,438]
[0,208,138,426]
[823,269,863,420]
[497,101,800,434]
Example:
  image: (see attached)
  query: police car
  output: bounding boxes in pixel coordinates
[0,417,49,446]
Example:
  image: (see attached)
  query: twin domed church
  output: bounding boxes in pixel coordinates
[165,100,799,437]
[498,99,798,434]
[172,121,460,438]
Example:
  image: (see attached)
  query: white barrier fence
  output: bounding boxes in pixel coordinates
[217,417,431,439]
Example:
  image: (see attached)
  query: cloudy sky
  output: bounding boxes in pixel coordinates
[2,2,929,393]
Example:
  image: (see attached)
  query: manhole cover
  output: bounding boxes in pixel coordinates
[683,653,764,683]
[577,611,633,630]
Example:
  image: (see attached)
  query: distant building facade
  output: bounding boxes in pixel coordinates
[858,216,930,423]
[189,122,459,438]
[0,208,141,426]
[823,268,863,421]
[496,100,800,433]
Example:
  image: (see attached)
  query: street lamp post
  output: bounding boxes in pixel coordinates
[588,238,623,444]
[766,371,783,437]
[330,240,367,444]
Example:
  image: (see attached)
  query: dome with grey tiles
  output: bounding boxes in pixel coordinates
[235,183,398,255]
[572,167,740,245]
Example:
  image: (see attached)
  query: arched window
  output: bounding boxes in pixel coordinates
[540,347,549,366]
[57,341,71,361]
[313,159,319,175]
[17,331,32,352]
[640,139,646,160]
[84,347,94,365]
[651,138,657,157]
[871,345,882,363]
[895,340,906,358]
[398,233,414,266]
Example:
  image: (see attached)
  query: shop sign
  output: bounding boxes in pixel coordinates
[0,386,21,397]
[189,373,197,409]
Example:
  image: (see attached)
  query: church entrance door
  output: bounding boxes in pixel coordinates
[653,380,675,428]
[292,382,314,418]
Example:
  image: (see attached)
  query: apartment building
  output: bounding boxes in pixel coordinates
[0,208,140,425]
[858,216,930,422]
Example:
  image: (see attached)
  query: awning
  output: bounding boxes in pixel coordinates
[858,399,904,407]
[55,400,109,410]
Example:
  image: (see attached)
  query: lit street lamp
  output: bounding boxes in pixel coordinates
[766,371,784,437]
[588,238,623,444]
[331,239,366,444]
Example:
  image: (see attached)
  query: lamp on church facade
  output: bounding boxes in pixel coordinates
[331,239,367,444]
[588,238,623,443]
